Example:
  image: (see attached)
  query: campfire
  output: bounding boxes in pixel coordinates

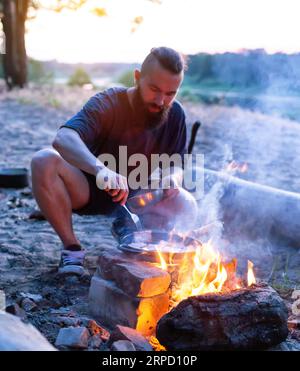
[147,233,288,351]
[89,227,288,351]
[150,160,255,307]
[153,236,256,307]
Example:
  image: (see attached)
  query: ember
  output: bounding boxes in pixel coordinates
[226,160,248,173]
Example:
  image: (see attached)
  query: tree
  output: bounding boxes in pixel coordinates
[0,0,29,89]
[0,0,162,89]
[0,0,92,89]
[28,57,54,83]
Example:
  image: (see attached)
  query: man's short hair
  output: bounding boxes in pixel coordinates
[141,47,187,77]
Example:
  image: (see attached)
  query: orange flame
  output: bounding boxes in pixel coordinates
[172,240,234,302]
[149,336,166,351]
[247,260,256,286]
[135,237,257,337]
[154,238,256,307]
[155,246,168,271]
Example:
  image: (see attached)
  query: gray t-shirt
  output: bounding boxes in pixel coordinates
[61,87,187,176]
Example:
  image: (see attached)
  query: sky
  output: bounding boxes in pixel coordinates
[25,0,300,63]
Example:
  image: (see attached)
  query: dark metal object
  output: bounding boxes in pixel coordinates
[188,121,201,154]
[118,230,201,254]
[0,168,28,188]
[127,189,165,214]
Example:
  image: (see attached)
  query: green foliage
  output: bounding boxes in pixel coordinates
[185,50,300,93]
[118,70,134,87]
[28,58,54,84]
[187,53,213,83]
[68,67,92,87]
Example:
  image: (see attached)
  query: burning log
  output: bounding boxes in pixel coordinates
[156,283,288,351]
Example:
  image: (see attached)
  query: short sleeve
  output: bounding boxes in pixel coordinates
[169,102,187,160]
[60,92,112,147]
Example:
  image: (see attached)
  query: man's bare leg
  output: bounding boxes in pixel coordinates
[31,148,90,249]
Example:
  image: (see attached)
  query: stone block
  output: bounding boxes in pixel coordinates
[96,250,171,298]
[111,340,136,351]
[109,325,152,351]
[55,327,90,349]
[89,334,103,349]
[89,276,169,337]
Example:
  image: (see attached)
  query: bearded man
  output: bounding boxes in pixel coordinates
[31,47,197,276]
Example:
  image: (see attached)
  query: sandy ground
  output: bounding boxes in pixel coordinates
[0,84,299,348]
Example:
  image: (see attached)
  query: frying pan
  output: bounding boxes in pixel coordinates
[118,229,202,254]
[0,168,28,188]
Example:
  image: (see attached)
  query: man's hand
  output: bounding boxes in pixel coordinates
[96,167,129,206]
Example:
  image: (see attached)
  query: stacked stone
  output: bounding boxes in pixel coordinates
[89,249,171,337]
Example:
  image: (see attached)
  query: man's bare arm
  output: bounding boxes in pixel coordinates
[52,128,129,205]
[52,128,101,176]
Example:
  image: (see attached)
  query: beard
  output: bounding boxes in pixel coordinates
[132,86,171,130]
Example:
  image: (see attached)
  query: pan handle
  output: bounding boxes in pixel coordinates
[188,120,201,154]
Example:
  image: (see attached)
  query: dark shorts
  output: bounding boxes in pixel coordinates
[73,171,122,216]
[73,171,142,217]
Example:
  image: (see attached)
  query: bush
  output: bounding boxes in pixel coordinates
[68,68,92,87]
[118,70,134,87]
[28,58,54,84]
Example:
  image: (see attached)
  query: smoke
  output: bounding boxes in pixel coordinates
[181,151,279,280]
[186,51,300,192]
[187,148,233,246]
[181,52,300,284]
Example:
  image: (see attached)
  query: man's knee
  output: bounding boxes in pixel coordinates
[31,149,60,173]
[31,149,62,184]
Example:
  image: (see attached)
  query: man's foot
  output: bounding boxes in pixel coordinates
[58,247,89,278]
[111,216,138,243]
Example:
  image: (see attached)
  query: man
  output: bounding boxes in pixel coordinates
[31,47,198,277]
